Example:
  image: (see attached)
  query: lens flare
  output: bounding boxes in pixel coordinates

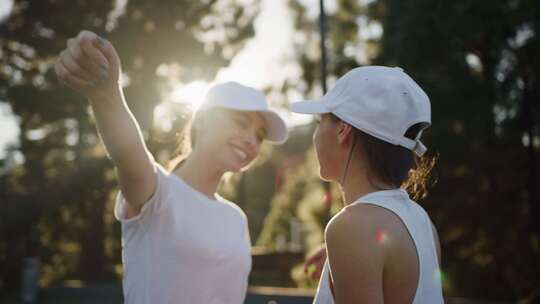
[376,229,388,245]
[170,81,212,110]
[434,268,446,284]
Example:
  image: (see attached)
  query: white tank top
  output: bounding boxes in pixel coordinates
[313,189,444,304]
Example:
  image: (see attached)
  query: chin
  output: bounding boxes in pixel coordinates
[223,164,242,173]
[238,160,256,172]
[223,159,249,173]
[231,165,245,173]
[318,167,337,182]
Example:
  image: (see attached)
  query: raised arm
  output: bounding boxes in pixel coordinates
[55,30,156,217]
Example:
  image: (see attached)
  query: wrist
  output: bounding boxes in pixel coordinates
[87,84,124,105]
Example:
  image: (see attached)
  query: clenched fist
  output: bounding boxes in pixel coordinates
[55,30,122,101]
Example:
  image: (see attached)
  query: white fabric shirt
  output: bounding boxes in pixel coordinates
[114,162,252,304]
[313,189,444,304]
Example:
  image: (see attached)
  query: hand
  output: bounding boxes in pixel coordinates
[55,30,122,101]
[304,243,327,280]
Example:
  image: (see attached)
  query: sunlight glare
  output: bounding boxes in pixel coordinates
[169,81,212,110]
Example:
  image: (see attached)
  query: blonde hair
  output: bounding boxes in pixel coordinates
[167,115,196,172]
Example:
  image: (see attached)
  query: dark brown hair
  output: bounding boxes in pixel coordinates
[331,114,437,200]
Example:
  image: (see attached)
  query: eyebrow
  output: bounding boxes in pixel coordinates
[232,112,251,124]
[232,112,267,136]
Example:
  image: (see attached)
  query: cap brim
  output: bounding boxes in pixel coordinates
[204,105,288,144]
[259,111,288,144]
[289,100,331,114]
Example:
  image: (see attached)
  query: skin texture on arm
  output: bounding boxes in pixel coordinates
[91,90,156,217]
[55,31,156,216]
[325,205,386,304]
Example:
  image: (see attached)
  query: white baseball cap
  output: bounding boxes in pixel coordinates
[200,81,288,144]
[290,66,431,156]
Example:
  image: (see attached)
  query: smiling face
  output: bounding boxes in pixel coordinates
[194,108,267,173]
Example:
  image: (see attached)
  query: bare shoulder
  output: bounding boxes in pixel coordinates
[325,203,393,251]
[326,204,395,236]
[324,203,387,303]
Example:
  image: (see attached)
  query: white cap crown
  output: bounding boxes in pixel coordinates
[290,66,431,156]
[200,82,288,144]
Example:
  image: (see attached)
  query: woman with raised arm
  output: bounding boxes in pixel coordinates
[55,30,287,304]
[292,66,444,303]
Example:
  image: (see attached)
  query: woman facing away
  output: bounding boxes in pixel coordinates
[55,30,288,303]
[292,66,444,303]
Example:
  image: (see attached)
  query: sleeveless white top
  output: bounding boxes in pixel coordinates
[313,189,444,304]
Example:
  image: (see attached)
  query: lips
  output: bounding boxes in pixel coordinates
[231,146,248,161]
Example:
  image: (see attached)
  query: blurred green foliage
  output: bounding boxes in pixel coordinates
[257,0,540,301]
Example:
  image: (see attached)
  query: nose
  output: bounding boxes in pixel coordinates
[242,129,259,153]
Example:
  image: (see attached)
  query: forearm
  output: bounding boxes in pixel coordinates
[56,31,157,210]
[90,88,153,176]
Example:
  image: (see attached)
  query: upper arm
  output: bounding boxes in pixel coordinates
[325,208,385,304]
[90,94,158,215]
[116,154,157,218]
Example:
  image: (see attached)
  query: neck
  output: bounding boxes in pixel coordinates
[339,153,393,206]
[174,151,224,199]
[340,171,380,206]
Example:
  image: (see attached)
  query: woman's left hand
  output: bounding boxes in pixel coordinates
[304,243,327,280]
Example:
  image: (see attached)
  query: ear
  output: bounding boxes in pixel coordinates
[337,122,354,145]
